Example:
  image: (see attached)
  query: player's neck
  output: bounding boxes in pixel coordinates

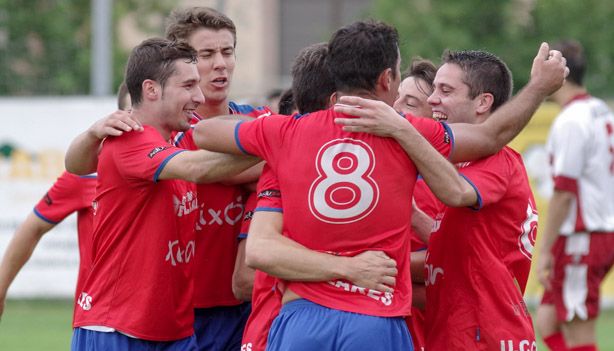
[196,100,229,119]
[553,84,587,107]
[131,107,172,140]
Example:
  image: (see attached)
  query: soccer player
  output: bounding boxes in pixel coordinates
[421,50,538,350]
[70,38,257,351]
[535,39,614,351]
[393,57,440,351]
[164,7,272,351]
[194,20,567,350]
[0,85,137,322]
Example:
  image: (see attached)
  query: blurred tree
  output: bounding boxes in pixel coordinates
[0,0,174,96]
[372,0,614,97]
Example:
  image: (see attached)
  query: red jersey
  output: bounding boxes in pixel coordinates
[425,147,538,350]
[33,171,96,306]
[235,108,452,317]
[241,164,283,351]
[73,126,198,341]
[172,103,271,308]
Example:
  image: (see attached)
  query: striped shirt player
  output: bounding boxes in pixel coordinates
[540,94,614,325]
[425,147,538,350]
[172,102,272,350]
[234,108,452,350]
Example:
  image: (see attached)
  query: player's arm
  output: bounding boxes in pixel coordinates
[157,149,260,184]
[0,213,54,319]
[335,101,477,207]
[536,189,574,290]
[65,110,143,175]
[411,201,434,243]
[334,43,567,164]
[246,211,398,293]
[232,239,255,301]
[447,43,567,162]
[193,115,256,155]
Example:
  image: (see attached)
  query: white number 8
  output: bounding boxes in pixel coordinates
[308,139,379,224]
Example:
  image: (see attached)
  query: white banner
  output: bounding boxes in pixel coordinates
[0,96,116,298]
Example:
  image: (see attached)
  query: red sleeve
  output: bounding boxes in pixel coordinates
[254,164,282,211]
[234,115,289,163]
[111,127,187,183]
[406,114,453,159]
[33,171,95,224]
[457,150,511,210]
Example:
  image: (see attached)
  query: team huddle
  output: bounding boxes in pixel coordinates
[2,5,613,351]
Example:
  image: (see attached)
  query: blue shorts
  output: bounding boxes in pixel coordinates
[194,302,251,351]
[266,299,412,351]
[71,327,197,351]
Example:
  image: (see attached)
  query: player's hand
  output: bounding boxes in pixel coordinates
[536,250,554,291]
[333,96,411,138]
[89,110,143,140]
[344,250,398,293]
[528,42,569,97]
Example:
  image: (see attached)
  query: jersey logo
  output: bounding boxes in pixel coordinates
[77,292,92,311]
[258,189,281,198]
[308,139,380,224]
[518,201,538,260]
[148,146,169,158]
[44,193,53,205]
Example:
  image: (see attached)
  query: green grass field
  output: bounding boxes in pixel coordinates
[1,299,614,350]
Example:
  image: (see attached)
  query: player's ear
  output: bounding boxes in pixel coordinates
[377,68,394,92]
[142,79,160,101]
[475,92,494,114]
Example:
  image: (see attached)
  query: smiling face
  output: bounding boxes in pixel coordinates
[159,60,204,133]
[427,63,479,124]
[188,28,236,107]
[393,76,433,118]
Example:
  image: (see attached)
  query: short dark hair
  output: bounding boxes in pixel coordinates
[165,7,236,46]
[326,20,399,93]
[552,39,585,86]
[291,42,335,113]
[403,57,437,96]
[125,38,197,107]
[442,50,512,112]
[277,88,296,115]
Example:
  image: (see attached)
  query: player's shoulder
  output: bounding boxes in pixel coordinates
[229,101,273,118]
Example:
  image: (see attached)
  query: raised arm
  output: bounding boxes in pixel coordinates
[193,115,255,155]
[65,110,142,175]
[448,43,568,162]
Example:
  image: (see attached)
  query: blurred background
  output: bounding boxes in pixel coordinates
[1,0,614,349]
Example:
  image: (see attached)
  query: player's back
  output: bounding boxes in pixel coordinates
[236,107,452,317]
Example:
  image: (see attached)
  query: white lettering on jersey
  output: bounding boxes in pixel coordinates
[195,195,244,230]
[165,240,195,266]
[77,292,92,311]
[173,191,198,217]
[425,252,444,286]
[328,280,393,306]
[518,201,538,260]
[309,139,379,224]
[500,339,536,351]
[240,343,253,351]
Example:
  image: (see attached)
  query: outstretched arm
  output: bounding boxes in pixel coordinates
[65,110,142,175]
[246,211,398,293]
[0,213,54,319]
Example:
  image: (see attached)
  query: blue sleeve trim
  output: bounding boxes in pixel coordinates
[237,233,248,240]
[234,121,252,155]
[413,246,428,252]
[33,208,59,224]
[254,207,283,213]
[153,150,187,183]
[79,173,97,179]
[440,122,455,160]
[460,173,482,210]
